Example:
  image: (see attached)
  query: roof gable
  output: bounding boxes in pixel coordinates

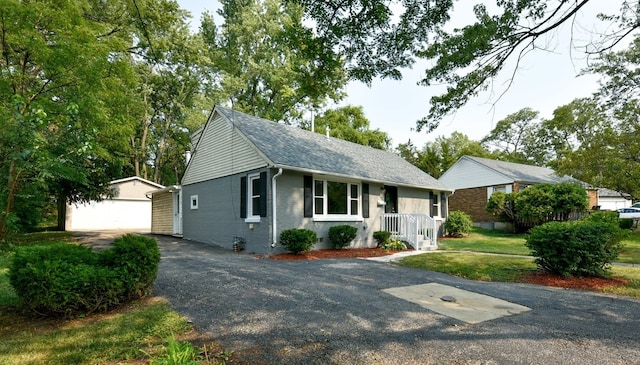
[440,155,587,190]
[215,106,450,190]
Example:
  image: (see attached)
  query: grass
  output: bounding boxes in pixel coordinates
[398,252,537,282]
[0,232,230,365]
[438,227,640,264]
[437,227,530,255]
[617,230,640,264]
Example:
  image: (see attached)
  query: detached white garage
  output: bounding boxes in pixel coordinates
[65,177,164,231]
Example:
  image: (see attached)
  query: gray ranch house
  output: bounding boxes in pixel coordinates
[181,106,453,254]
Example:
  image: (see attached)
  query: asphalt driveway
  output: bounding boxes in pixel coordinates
[152,235,640,365]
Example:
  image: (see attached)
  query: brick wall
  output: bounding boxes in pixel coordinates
[448,187,495,223]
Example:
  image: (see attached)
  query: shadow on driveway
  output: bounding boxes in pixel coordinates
[152,235,640,365]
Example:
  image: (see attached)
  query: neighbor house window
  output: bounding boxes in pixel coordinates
[313,178,360,219]
[190,195,198,210]
[487,185,512,200]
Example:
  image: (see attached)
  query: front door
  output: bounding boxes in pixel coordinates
[384,185,398,213]
[173,191,182,235]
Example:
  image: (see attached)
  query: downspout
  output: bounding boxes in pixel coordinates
[271,168,283,248]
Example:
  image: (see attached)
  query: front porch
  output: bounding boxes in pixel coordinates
[381,213,439,251]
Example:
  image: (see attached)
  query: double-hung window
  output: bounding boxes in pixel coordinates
[241,172,267,222]
[312,178,360,220]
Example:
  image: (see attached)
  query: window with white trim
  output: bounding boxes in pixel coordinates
[247,173,261,220]
[190,195,198,210]
[431,191,440,217]
[313,178,360,218]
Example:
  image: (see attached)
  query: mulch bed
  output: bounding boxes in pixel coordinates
[269,248,628,292]
[269,247,397,261]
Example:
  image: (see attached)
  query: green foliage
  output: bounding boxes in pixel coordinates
[373,231,391,247]
[328,225,358,249]
[202,0,347,125]
[584,210,621,225]
[525,221,625,278]
[381,239,407,251]
[444,211,473,237]
[99,234,161,299]
[311,106,390,149]
[9,235,160,317]
[280,229,316,254]
[620,218,634,230]
[396,132,492,178]
[150,337,201,365]
[488,183,589,229]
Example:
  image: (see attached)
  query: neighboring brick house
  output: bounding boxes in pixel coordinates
[439,156,597,228]
[178,106,453,254]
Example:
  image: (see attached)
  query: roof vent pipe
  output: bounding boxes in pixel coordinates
[325,126,330,140]
[185,150,191,164]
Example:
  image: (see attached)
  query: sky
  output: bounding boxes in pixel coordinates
[176,1,623,148]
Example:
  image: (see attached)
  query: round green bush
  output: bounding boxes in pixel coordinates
[444,210,473,237]
[525,221,625,278]
[328,225,358,249]
[280,228,317,254]
[619,218,634,230]
[9,234,160,317]
[373,231,391,247]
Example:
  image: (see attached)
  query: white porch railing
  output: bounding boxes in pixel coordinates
[381,213,437,250]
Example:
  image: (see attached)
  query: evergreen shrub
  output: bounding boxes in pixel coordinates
[280,229,316,254]
[328,225,358,249]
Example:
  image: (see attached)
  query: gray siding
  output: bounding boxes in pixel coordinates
[183,114,268,186]
[182,169,272,253]
[274,171,388,251]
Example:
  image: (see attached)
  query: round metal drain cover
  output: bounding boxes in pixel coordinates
[441,295,457,303]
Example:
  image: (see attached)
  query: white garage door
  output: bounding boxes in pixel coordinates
[68,200,152,231]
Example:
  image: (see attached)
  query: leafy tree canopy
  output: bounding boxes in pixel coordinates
[294,0,639,132]
[310,106,391,150]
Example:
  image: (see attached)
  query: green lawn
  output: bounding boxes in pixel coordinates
[437,227,640,264]
[0,233,229,365]
[437,228,530,255]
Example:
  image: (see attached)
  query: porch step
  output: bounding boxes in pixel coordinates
[417,240,438,251]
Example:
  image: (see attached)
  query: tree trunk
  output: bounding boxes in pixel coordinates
[56,194,67,231]
[0,160,20,240]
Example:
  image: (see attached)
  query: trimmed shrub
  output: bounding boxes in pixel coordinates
[381,238,406,251]
[584,210,620,225]
[328,225,358,249]
[9,234,160,317]
[99,234,160,299]
[619,218,634,230]
[444,210,473,237]
[525,221,625,278]
[373,231,391,247]
[280,228,316,254]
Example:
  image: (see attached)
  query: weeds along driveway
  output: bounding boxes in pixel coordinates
[152,235,640,365]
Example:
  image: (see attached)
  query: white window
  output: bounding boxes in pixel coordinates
[487,185,511,200]
[190,195,198,210]
[313,178,361,221]
[431,192,440,217]
[246,173,262,222]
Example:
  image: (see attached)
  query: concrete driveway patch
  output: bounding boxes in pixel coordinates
[382,283,531,324]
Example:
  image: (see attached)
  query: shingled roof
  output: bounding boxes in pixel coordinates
[215,106,451,191]
[462,155,584,185]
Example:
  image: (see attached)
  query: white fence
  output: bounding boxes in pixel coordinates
[380,213,437,250]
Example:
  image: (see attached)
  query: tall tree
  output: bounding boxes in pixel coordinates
[397,132,491,178]
[481,108,544,164]
[0,0,142,236]
[310,106,391,150]
[201,0,347,124]
[294,1,640,131]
